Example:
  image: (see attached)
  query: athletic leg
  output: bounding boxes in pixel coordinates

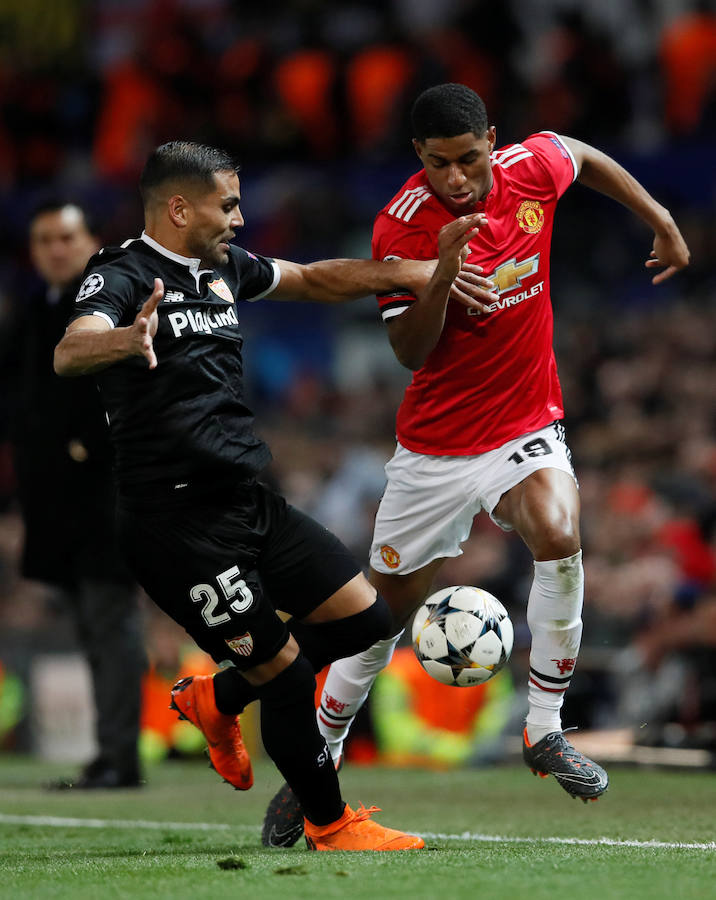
[260,577,400,848]
[494,467,582,740]
[494,467,608,799]
[213,573,393,713]
[256,640,423,851]
[316,560,444,761]
[312,442,481,762]
[259,497,436,848]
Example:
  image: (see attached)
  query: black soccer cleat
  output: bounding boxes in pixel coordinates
[522,728,609,802]
[261,754,343,848]
[261,782,305,848]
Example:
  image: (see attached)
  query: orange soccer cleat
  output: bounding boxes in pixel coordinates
[170,675,253,790]
[304,803,425,851]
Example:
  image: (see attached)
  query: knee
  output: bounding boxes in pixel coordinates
[288,594,392,672]
[322,592,393,653]
[532,513,580,562]
[364,593,393,644]
[370,568,433,629]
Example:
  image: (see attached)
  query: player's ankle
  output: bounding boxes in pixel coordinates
[325,740,344,765]
[525,722,560,745]
[304,803,350,836]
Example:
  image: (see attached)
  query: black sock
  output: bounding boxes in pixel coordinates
[212,667,257,715]
[257,652,343,826]
[287,595,392,672]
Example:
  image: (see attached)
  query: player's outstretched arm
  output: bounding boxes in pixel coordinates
[561,137,690,284]
[54,278,163,376]
[387,214,495,371]
[268,257,442,304]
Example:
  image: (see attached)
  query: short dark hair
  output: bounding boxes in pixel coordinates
[29,200,96,236]
[411,84,489,142]
[139,141,239,206]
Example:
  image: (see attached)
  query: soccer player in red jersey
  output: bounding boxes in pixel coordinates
[262,83,690,843]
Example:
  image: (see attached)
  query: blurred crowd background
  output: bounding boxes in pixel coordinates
[0,0,715,767]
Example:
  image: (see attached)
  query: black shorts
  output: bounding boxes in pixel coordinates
[117,480,360,669]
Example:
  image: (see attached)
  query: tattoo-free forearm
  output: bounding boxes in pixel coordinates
[386,271,454,371]
[572,142,674,234]
[54,325,137,376]
[284,258,436,303]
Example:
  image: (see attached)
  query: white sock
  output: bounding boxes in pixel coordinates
[317,632,404,762]
[525,551,584,745]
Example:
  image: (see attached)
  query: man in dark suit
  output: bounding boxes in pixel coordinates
[11,201,146,788]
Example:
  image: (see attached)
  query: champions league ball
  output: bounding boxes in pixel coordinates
[411,585,514,687]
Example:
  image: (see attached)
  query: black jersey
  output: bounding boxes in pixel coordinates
[69,233,280,499]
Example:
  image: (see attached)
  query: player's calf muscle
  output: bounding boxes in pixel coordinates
[241,636,300,687]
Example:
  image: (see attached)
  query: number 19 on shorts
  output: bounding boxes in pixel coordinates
[508,437,552,464]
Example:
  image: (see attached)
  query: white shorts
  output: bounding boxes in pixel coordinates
[370,422,576,575]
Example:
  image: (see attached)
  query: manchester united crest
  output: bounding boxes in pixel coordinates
[380,545,401,569]
[208,278,234,303]
[516,200,544,234]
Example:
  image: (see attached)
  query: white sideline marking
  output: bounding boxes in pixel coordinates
[0,814,235,831]
[420,831,716,851]
[1,815,713,851]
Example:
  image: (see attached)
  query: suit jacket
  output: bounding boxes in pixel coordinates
[10,277,132,589]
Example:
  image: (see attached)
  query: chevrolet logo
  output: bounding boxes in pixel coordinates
[490,253,540,294]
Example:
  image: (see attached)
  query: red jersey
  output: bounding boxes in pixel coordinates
[373,132,578,456]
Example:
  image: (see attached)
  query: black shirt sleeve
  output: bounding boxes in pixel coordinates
[230,246,280,302]
[68,248,141,328]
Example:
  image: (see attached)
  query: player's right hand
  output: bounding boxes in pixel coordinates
[132,278,163,369]
[436,215,485,281]
[436,215,498,313]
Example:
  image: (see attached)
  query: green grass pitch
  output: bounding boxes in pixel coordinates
[1,755,714,899]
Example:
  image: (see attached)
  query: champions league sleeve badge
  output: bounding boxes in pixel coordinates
[75,273,105,302]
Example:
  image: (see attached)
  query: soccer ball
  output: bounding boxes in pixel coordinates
[411,585,514,687]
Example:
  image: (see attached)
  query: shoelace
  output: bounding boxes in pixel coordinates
[353,804,382,822]
[548,732,594,766]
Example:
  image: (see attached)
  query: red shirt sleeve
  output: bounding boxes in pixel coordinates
[372,215,435,320]
[522,132,579,199]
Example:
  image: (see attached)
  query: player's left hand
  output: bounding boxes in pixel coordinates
[451,262,499,313]
[645,224,690,284]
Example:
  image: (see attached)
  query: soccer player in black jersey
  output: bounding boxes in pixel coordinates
[54,141,480,851]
